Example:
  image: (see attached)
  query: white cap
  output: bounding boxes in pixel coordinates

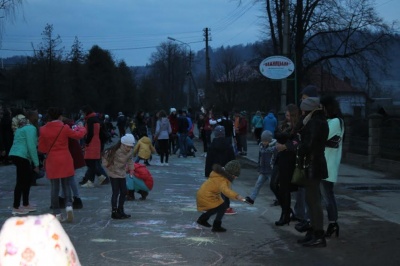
[121,133,135,146]
[104,114,109,119]
[170,108,176,114]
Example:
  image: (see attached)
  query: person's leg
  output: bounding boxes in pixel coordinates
[294,187,308,221]
[320,180,338,222]
[68,176,80,198]
[269,167,280,204]
[84,159,96,183]
[110,177,119,209]
[250,174,268,201]
[241,134,247,154]
[50,179,61,215]
[12,157,27,209]
[19,158,33,207]
[118,178,130,218]
[60,177,72,207]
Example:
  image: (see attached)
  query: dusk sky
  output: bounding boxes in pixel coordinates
[0,0,398,66]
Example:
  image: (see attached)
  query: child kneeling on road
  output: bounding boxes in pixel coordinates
[126,163,154,200]
[196,160,247,232]
[102,134,135,219]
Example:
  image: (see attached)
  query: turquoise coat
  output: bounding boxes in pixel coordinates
[9,124,39,167]
[324,118,344,183]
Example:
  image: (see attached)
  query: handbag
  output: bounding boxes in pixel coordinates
[326,135,341,148]
[291,146,307,186]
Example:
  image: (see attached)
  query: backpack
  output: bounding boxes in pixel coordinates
[99,121,110,143]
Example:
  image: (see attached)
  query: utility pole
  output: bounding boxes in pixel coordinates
[281,0,290,112]
[203,28,211,97]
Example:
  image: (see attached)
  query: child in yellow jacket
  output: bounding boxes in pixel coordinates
[196,160,247,232]
[133,135,156,166]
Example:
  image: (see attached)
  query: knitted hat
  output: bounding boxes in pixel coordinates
[121,133,135,146]
[301,85,319,97]
[224,160,241,177]
[170,108,176,114]
[300,97,320,111]
[118,112,123,116]
[213,125,225,138]
[240,111,247,116]
[0,214,80,265]
[261,130,273,142]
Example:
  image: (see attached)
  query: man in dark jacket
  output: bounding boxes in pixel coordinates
[177,110,189,157]
[116,112,127,137]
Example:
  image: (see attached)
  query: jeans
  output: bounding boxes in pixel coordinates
[201,201,228,222]
[110,177,127,209]
[249,173,270,200]
[294,187,309,221]
[95,159,108,177]
[320,180,338,222]
[178,133,188,157]
[60,176,80,198]
[50,177,72,215]
[304,178,324,231]
[12,156,33,208]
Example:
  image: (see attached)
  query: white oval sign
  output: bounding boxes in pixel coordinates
[259,56,295,79]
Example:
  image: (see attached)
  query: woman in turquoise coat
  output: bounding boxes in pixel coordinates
[320,95,344,238]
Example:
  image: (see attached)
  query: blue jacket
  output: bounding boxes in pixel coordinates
[9,124,40,167]
[258,139,277,174]
[263,113,277,136]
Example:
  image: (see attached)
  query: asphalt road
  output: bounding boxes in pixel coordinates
[1,139,400,265]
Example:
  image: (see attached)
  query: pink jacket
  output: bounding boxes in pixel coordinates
[38,121,86,179]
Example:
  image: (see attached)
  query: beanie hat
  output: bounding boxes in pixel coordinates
[118,112,123,116]
[224,160,241,177]
[121,133,135,146]
[0,214,80,265]
[213,125,225,138]
[170,108,176,114]
[300,97,320,111]
[301,85,319,97]
[261,130,273,142]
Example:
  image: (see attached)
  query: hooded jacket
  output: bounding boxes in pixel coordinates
[102,146,134,179]
[133,136,156,160]
[155,117,172,140]
[196,164,239,211]
[205,137,235,177]
[263,113,277,135]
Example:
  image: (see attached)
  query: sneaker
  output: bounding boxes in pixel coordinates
[244,197,254,205]
[164,162,169,166]
[11,208,29,215]
[78,177,88,185]
[225,207,237,215]
[55,213,66,222]
[81,180,94,188]
[66,206,74,223]
[21,205,37,212]
[98,175,106,185]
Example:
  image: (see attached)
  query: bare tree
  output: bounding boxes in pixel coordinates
[0,0,23,40]
[251,0,397,102]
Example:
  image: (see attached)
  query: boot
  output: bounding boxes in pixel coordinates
[275,210,290,226]
[138,190,148,200]
[196,214,211,227]
[325,222,340,237]
[126,190,135,201]
[297,229,314,244]
[302,230,327,247]
[212,221,227,232]
[295,220,311,233]
[111,207,123,219]
[72,197,83,209]
[118,207,131,219]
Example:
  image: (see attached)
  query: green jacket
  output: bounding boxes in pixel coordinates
[9,124,39,167]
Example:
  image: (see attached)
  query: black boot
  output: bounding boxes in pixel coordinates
[325,222,339,237]
[111,207,123,219]
[297,229,314,244]
[212,221,227,232]
[118,207,131,219]
[72,197,83,209]
[197,214,211,227]
[275,211,290,226]
[302,230,327,248]
[138,190,148,200]
[295,220,311,233]
[126,190,135,201]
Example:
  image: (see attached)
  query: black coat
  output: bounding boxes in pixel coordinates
[205,137,235,177]
[298,110,329,180]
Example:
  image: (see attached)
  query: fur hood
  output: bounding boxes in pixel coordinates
[211,164,235,182]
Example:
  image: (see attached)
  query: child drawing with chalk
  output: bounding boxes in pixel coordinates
[196,160,248,232]
[102,134,135,219]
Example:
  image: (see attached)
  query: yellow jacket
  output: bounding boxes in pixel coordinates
[196,165,239,211]
[133,136,156,160]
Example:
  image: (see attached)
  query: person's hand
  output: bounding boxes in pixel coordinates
[276,143,287,152]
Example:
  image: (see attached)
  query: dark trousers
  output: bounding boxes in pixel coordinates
[201,201,228,222]
[12,156,32,208]
[320,180,338,222]
[158,139,169,163]
[84,159,97,182]
[110,177,127,209]
[118,126,126,137]
[254,128,262,143]
[304,177,324,231]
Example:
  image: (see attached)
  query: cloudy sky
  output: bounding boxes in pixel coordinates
[1,0,398,66]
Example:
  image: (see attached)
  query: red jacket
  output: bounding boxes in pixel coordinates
[168,114,178,134]
[38,121,86,179]
[84,112,101,159]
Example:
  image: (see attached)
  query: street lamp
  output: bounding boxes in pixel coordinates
[167,36,194,107]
